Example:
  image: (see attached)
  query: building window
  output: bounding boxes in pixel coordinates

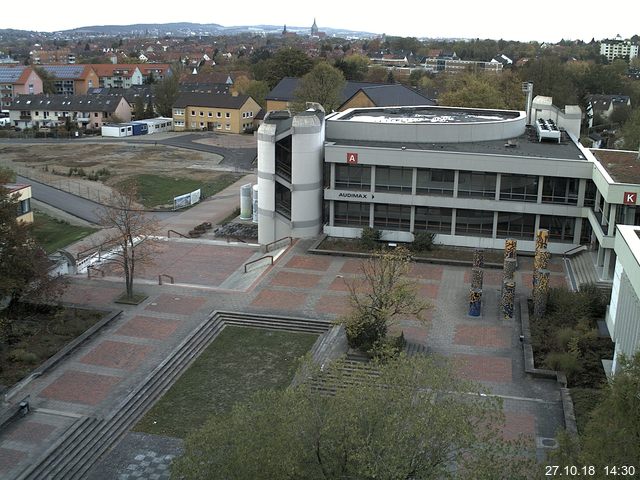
[94,112,98,117]
[457,171,496,199]
[335,164,371,191]
[455,209,494,237]
[216,124,222,129]
[375,166,412,193]
[373,204,411,231]
[225,124,230,130]
[217,112,221,118]
[584,180,597,207]
[200,122,204,128]
[175,109,184,116]
[191,110,195,116]
[539,215,575,243]
[225,112,230,118]
[416,168,454,196]
[191,122,197,128]
[199,111,204,116]
[334,201,370,227]
[500,174,539,202]
[496,212,536,239]
[17,198,31,216]
[542,177,578,205]
[208,112,213,117]
[275,182,291,219]
[414,206,452,233]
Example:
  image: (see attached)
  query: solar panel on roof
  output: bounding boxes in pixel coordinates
[41,65,84,78]
[0,67,26,83]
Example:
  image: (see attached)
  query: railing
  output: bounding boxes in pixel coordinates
[158,274,174,285]
[87,265,106,278]
[244,255,273,273]
[562,245,586,259]
[264,236,293,253]
[167,229,188,238]
[226,235,247,243]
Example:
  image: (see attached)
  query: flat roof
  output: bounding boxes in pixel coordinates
[590,149,640,184]
[337,106,521,124]
[327,132,587,161]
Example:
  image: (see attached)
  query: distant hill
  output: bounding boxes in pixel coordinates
[0,22,377,39]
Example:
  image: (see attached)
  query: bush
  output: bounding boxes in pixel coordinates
[369,332,406,361]
[360,227,381,251]
[342,310,387,353]
[412,231,435,253]
[7,348,39,364]
[545,351,582,380]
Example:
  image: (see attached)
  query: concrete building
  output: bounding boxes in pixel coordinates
[600,37,639,62]
[92,64,144,89]
[0,66,43,111]
[607,224,640,374]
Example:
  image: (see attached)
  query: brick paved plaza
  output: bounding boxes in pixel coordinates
[0,235,568,478]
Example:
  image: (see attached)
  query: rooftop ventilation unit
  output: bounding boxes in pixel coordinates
[535,118,561,143]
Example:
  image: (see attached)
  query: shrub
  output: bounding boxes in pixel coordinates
[412,231,435,253]
[360,226,381,251]
[369,332,406,361]
[342,310,387,352]
[7,348,39,364]
[545,351,582,381]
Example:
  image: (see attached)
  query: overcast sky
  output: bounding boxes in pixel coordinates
[8,0,639,43]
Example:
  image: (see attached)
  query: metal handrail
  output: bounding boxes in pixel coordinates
[87,265,105,278]
[244,255,273,273]
[562,245,585,258]
[226,235,247,243]
[167,229,188,238]
[264,236,293,253]
[158,274,174,285]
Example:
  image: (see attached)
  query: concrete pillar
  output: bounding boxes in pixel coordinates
[451,209,457,236]
[577,179,586,207]
[330,162,335,189]
[537,175,544,203]
[370,165,376,194]
[495,173,501,201]
[608,204,617,236]
[453,170,459,197]
[411,168,417,196]
[492,211,498,238]
[603,249,612,280]
[573,217,583,244]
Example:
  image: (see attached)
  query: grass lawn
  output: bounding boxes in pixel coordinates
[31,210,98,253]
[133,326,318,439]
[118,173,241,209]
[0,304,103,388]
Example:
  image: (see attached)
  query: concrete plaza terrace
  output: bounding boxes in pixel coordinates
[0,234,570,478]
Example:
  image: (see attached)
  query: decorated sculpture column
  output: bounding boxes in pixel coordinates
[473,249,485,269]
[533,269,550,318]
[469,288,482,317]
[501,280,516,319]
[471,267,484,290]
[501,239,517,318]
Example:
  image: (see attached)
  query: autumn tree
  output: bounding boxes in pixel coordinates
[1,169,66,341]
[97,183,158,300]
[334,54,370,81]
[251,48,313,89]
[172,354,537,480]
[340,247,429,355]
[293,62,346,113]
[152,65,183,117]
[33,66,57,94]
[234,75,269,109]
[621,109,640,151]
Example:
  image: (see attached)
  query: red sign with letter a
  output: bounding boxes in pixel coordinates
[623,192,637,205]
[346,152,358,164]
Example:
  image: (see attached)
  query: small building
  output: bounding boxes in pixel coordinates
[172,93,259,133]
[586,94,632,127]
[101,124,133,137]
[130,121,148,135]
[137,117,173,134]
[4,183,33,224]
[138,64,172,83]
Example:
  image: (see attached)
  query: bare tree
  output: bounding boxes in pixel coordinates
[97,183,158,300]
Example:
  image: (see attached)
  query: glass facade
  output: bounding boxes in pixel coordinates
[500,174,539,202]
[455,209,494,237]
[496,212,536,239]
[414,207,452,233]
[275,182,291,219]
[539,215,575,243]
[584,180,597,208]
[335,165,371,190]
[275,136,292,182]
[375,166,413,193]
[334,201,369,227]
[457,171,496,199]
[374,204,411,231]
[416,168,454,196]
[542,177,578,205]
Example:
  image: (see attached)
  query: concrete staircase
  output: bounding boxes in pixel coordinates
[17,311,332,480]
[566,251,612,295]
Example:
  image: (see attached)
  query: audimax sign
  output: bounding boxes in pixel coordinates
[338,192,369,199]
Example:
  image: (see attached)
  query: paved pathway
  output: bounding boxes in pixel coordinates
[0,233,569,477]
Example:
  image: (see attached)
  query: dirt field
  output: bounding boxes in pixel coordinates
[0,142,231,201]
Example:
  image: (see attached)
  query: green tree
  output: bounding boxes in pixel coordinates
[252,48,313,89]
[152,73,180,117]
[340,247,429,353]
[33,66,57,94]
[144,99,155,119]
[133,96,145,120]
[621,108,640,151]
[335,54,370,81]
[293,62,346,112]
[551,352,640,472]
[172,354,536,480]
[365,65,388,83]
